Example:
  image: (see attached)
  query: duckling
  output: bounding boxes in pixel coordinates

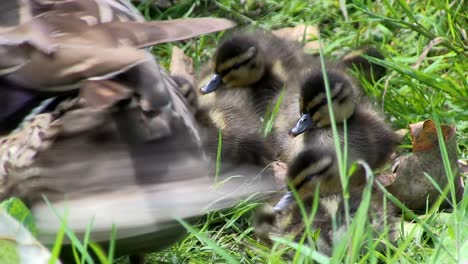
[199,29,312,117]
[199,101,275,169]
[254,149,399,257]
[174,74,274,169]
[285,66,399,178]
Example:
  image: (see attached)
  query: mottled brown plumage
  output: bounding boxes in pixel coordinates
[0,1,278,263]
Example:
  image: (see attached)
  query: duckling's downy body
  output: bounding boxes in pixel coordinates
[254,150,399,257]
[175,75,274,169]
[197,98,274,168]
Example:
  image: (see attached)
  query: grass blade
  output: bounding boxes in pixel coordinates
[177,218,240,264]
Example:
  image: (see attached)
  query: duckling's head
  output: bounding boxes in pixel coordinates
[200,34,266,94]
[273,149,339,211]
[289,69,356,137]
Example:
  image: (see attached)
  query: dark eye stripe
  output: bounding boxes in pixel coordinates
[306,90,342,115]
[217,56,254,76]
[308,82,348,114]
[336,87,351,104]
[292,161,333,191]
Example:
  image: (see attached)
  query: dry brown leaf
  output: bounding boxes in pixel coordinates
[410,119,456,152]
[384,119,463,213]
[272,24,319,51]
[271,160,288,190]
[395,128,409,143]
[170,46,195,87]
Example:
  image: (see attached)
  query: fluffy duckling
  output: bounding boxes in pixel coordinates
[173,75,274,169]
[286,66,399,175]
[254,149,399,257]
[199,29,312,117]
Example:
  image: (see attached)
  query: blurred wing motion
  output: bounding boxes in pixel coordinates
[0,0,236,91]
[0,0,276,258]
[0,97,274,255]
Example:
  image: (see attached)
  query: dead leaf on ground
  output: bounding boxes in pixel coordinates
[271,160,288,190]
[395,128,409,142]
[410,119,455,152]
[383,119,463,213]
[272,24,320,51]
[170,46,195,87]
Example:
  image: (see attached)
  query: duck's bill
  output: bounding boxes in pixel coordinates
[200,74,222,94]
[289,113,313,137]
[273,191,294,212]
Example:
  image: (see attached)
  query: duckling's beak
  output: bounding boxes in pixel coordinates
[273,191,294,212]
[289,113,314,137]
[201,74,222,94]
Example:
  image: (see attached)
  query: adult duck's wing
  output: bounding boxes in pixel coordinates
[0,0,235,92]
[0,0,236,135]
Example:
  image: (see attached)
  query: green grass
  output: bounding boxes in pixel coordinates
[61,0,468,263]
[143,0,466,263]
